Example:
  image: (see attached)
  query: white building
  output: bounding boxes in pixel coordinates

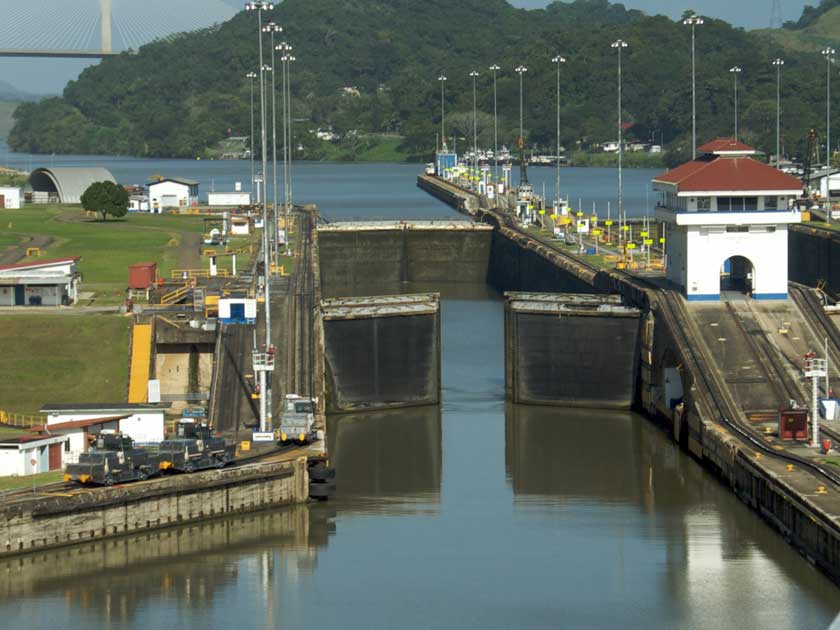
[0,434,69,477]
[208,191,251,207]
[30,415,125,464]
[230,216,250,235]
[129,195,150,212]
[40,403,171,445]
[809,167,840,202]
[148,177,199,210]
[653,138,802,301]
[0,186,21,209]
[0,256,81,306]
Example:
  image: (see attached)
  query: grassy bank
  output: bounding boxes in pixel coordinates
[0,314,130,415]
[0,470,65,492]
[1,205,205,302]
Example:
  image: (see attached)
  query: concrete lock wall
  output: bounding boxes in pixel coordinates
[505,299,641,409]
[789,226,840,295]
[0,459,309,558]
[323,312,440,413]
[318,228,492,298]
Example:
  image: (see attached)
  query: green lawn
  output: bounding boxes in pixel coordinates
[0,470,65,492]
[0,314,130,415]
[0,205,205,298]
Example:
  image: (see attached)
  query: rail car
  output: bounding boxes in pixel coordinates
[64,431,160,486]
[158,420,236,472]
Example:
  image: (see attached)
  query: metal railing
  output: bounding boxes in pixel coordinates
[169,269,231,280]
[0,410,45,428]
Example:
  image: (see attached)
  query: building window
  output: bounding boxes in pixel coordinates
[718,197,758,212]
[697,197,711,210]
[726,226,749,233]
[744,197,758,211]
[764,195,778,210]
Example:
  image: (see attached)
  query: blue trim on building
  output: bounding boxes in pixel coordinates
[686,294,720,302]
[753,293,787,301]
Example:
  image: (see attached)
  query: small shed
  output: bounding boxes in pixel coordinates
[40,403,171,444]
[0,434,69,477]
[0,187,21,209]
[128,262,157,289]
[230,216,250,235]
[219,297,257,324]
[129,195,150,212]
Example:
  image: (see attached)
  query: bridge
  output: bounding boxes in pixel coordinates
[0,0,236,60]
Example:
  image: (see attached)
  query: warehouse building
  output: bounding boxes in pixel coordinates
[0,186,21,208]
[0,433,69,477]
[26,167,117,204]
[0,256,81,306]
[40,403,171,444]
[148,177,199,210]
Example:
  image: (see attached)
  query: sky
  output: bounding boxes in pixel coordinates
[0,0,814,96]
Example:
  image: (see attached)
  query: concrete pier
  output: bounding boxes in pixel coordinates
[505,293,641,409]
[0,458,309,558]
[321,294,441,413]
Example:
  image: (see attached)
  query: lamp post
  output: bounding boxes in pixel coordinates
[245,1,273,211]
[824,48,835,175]
[245,71,257,196]
[277,42,292,256]
[515,65,527,185]
[612,39,628,242]
[489,64,500,181]
[683,14,703,159]
[437,75,447,151]
[469,70,480,189]
[773,58,784,167]
[285,54,295,218]
[729,65,742,141]
[551,55,566,206]
[263,21,282,266]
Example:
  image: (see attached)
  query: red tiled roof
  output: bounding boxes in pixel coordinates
[0,256,80,273]
[697,138,755,153]
[28,414,129,434]
[653,156,802,193]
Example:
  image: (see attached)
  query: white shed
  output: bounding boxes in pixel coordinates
[148,177,199,210]
[30,415,126,464]
[230,216,250,235]
[40,403,171,445]
[0,434,69,477]
[0,256,81,306]
[0,187,21,209]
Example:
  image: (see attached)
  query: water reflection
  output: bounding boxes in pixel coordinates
[327,405,442,507]
[0,506,332,624]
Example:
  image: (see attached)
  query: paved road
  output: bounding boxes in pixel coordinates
[0,234,52,266]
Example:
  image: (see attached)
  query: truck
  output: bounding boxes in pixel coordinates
[279,395,317,445]
[64,431,160,486]
[158,420,236,473]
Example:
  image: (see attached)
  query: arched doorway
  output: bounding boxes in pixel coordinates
[720,255,754,299]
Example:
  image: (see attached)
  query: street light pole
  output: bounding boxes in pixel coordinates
[470,70,480,189]
[264,22,282,266]
[277,42,291,256]
[773,58,784,167]
[515,65,527,186]
[824,48,835,175]
[489,64,500,182]
[729,65,742,141]
[437,75,447,151]
[551,55,566,206]
[286,54,296,215]
[612,39,628,243]
[683,14,704,159]
[246,71,257,196]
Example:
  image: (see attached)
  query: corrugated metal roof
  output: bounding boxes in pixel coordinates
[27,167,117,204]
[149,177,199,186]
[29,414,129,433]
[41,403,171,412]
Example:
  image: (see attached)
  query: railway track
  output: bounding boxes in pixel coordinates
[288,209,316,397]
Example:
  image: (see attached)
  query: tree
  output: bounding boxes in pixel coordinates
[80,181,129,221]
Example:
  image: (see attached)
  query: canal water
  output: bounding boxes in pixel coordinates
[1,148,840,628]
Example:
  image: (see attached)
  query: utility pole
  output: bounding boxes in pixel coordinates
[489,64,500,182]
[551,55,566,206]
[470,70,480,190]
[683,14,703,159]
[612,39,628,243]
[246,71,257,195]
[729,65,742,141]
[773,58,784,166]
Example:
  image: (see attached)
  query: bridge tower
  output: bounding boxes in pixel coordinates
[101,0,112,53]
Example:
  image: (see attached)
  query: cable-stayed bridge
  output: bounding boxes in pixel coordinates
[0,0,237,59]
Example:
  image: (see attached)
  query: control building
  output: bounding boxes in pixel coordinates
[653,139,802,301]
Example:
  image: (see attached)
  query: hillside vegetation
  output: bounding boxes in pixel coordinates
[7,0,840,163]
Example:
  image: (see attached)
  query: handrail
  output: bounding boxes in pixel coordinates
[0,410,45,428]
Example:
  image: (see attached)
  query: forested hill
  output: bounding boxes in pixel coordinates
[6,0,835,162]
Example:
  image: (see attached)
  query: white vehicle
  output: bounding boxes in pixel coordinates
[279,394,316,445]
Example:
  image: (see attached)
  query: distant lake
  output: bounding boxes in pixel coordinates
[0,142,660,220]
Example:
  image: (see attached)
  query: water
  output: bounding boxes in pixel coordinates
[0,141,658,220]
[1,150,839,628]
